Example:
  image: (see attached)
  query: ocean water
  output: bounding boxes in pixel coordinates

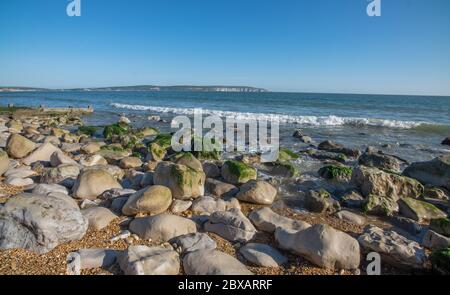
[2,91,450,163]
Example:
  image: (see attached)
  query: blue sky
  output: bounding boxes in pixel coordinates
[0,0,449,95]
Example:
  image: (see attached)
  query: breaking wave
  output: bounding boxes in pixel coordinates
[111,102,433,129]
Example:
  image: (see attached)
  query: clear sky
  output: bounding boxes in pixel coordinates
[0,0,449,95]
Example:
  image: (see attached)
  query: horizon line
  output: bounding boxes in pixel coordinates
[1,84,450,98]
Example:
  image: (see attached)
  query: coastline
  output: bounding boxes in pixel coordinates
[0,106,449,275]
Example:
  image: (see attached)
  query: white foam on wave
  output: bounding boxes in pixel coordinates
[110,102,424,129]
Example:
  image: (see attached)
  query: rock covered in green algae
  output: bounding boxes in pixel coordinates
[398,197,447,222]
[318,165,353,180]
[153,161,205,200]
[221,160,257,184]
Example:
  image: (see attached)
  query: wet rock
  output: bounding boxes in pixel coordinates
[239,243,287,267]
[341,190,365,208]
[303,189,341,213]
[430,218,450,237]
[183,249,252,275]
[129,214,197,242]
[248,207,310,233]
[306,149,347,163]
[236,180,277,205]
[73,169,122,200]
[403,155,450,190]
[170,232,217,254]
[363,194,399,216]
[358,225,426,269]
[269,162,299,178]
[275,224,360,270]
[352,166,423,200]
[318,165,353,181]
[390,216,423,236]
[318,140,361,158]
[153,161,205,200]
[358,149,404,172]
[441,137,450,146]
[119,245,180,275]
[398,197,446,222]
[205,178,238,198]
[6,134,36,159]
[191,196,241,215]
[82,207,118,230]
[0,193,88,253]
[221,160,257,185]
[422,230,450,250]
[423,186,449,200]
[293,130,312,143]
[122,185,172,216]
[204,208,257,243]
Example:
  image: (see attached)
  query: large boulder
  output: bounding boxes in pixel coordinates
[0,150,10,176]
[6,134,36,159]
[129,214,197,242]
[352,166,423,200]
[249,207,310,233]
[122,185,172,216]
[275,224,360,270]
[73,169,122,200]
[430,218,450,237]
[22,142,61,165]
[358,225,426,269]
[236,180,277,205]
[403,155,450,190]
[118,245,180,275]
[422,230,450,250]
[204,208,257,242]
[183,249,252,275]
[0,193,88,253]
[153,162,205,200]
[358,149,404,172]
[318,140,360,158]
[363,194,399,216]
[398,197,447,222]
[221,160,257,185]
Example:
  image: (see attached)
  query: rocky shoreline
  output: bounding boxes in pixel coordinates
[0,109,449,275]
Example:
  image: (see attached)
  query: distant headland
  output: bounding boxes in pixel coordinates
[0,85,269,93]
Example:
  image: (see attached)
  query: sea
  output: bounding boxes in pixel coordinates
[2,91,450,167]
